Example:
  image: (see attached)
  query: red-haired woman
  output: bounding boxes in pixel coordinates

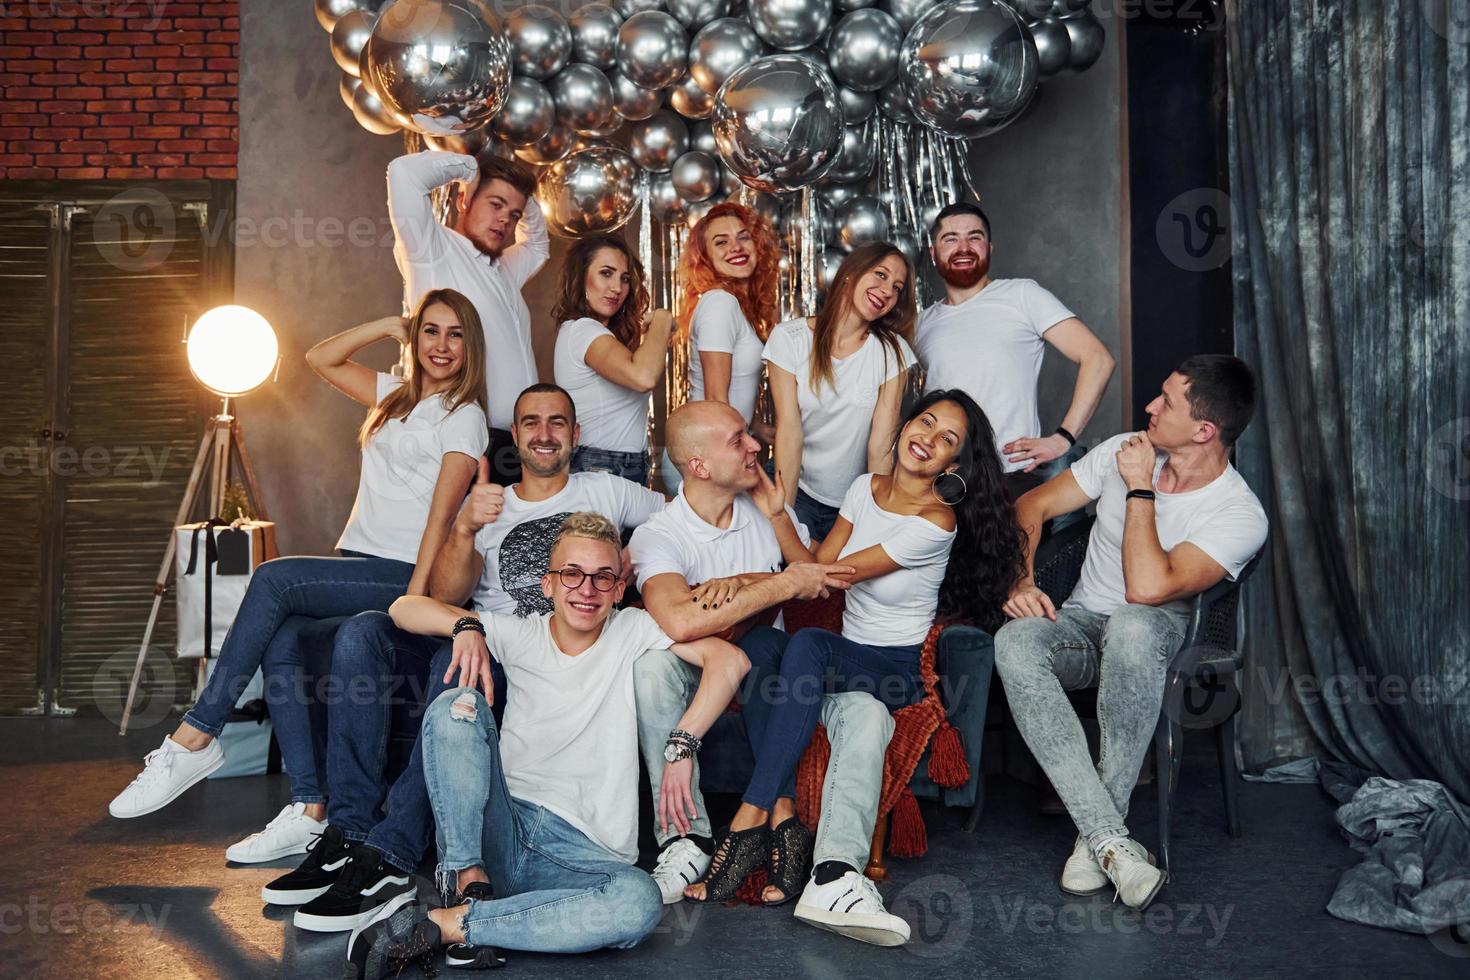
[764,243,918,539]
[661,202,779,492]
[552,234,673,486]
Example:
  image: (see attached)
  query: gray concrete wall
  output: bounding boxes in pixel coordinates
[963,8,1129,446]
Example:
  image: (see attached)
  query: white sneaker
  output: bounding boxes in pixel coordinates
[1059,836,1109,896]
[794,870,910,946]
[226,803,327,863]
[1097,837,1165,910]
[650,838,710,905]
[108,736,224,818]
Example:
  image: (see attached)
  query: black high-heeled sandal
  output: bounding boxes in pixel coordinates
[686,824,770,904]
[763,817,812,907]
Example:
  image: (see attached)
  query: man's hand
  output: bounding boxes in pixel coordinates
[1003,580,1057,621]
[1115,432,1157,491]
[781,562,855,600]
[1004,433,1072,473]
[690,575,742,609]
[456,457,505,535]
[659,758,698,837]
[751,462,787,519]
[443,629,496,701]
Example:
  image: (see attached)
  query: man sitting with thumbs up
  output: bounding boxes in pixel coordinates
[265,383,665,935]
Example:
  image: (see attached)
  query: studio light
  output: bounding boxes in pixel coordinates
[186,304,280,397]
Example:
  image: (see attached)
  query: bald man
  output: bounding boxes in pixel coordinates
[630,401,895,909]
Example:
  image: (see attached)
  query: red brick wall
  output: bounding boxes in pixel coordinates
[0,1,239,180]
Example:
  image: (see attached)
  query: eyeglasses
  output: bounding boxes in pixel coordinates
[546,567,620,592]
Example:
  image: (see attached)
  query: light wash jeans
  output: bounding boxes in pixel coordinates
[571,445,649,487]
[421,688,663,954]
[994,603,1187,850]
[633,646,894,872]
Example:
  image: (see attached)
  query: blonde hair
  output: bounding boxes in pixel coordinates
[552,511,623,560]
[359,289,488,447]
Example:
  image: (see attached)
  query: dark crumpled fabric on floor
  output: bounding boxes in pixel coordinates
[1320,761,1470,934]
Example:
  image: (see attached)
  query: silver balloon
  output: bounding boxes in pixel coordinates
[424,126,514,157]
[827,124,875,183]
[330,9,376,76]
[835,0,877,9]
[515,122,575,165]
[748,190,782,225]
[569,3,624,69]
[339,71,362,110]
[892,230,919,263]
[669,74,716,118]
[548,63,615,132]
[609,70,663,120]
[315,0,374,32]
[688,118,719,154]
[1013,0,1054,16]
[689,17,765,95]
[615,0,667,14]
[648,170,688,222]
[1052,0,1091,13]
[818,179,862,210]
[1061,10,1104,74]
[629,109,689,170]
[819,248,844,288]
[899,0,1038,139]
[667,0,729,30]
[537,144,639,237]
[834,195,889,251]
[1030,16,1070,78]
[880,0,938,32]
[577,114,629,140]
[712,54,843,193]
[719,162,743,195]
[367,0,514,137]
[616,10,689,89]
[747,0,831,50]
[876,80,915,122]
[505,5,573,79]
[685,197,720,228]
[837,86,876,122]
[828,9,902,93]
[351,83,402,134]
[491,75,556,146]
[670,150,721,201]
[788,45,829,71]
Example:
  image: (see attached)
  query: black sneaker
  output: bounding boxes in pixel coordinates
[293,843,415,933]
[345,900,441,980]
[443,881,507,970]
[261,824,352,906]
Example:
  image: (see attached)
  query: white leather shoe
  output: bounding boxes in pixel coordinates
[227,802,327,863]
[794,870,910,946]
[1097,838,1165,910]
[1059,836,1109,896]
[108,737,224,818]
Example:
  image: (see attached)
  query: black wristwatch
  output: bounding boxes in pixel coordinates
[1125,488,1156,502]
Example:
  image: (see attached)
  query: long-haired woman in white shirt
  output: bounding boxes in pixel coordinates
[553,235,674,486]
[108,289,490,864]
[763,243,918,541]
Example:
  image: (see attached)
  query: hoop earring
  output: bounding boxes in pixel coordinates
[932,470,967,505]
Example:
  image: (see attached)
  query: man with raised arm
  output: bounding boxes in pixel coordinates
[388,149,548,482]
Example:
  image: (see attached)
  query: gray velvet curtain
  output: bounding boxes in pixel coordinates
[1225,0,1470,798]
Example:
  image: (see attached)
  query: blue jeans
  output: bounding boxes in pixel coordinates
[739,626,922,810]
[794,488,840,541]
[422,688,662,953]
[183,553,414,803]
[571,445,649,487]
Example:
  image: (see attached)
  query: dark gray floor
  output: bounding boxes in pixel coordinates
[0,716,1455,979]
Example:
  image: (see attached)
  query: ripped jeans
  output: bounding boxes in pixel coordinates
[994,604,1187,849]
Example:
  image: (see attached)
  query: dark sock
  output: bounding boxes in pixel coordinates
[685,834,715,855]
[814,860,857,885]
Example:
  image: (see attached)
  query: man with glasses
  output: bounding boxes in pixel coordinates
[265,384,665,935]
[344,513,748,975]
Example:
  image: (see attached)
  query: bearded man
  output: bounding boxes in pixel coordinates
[916,203,1117,498]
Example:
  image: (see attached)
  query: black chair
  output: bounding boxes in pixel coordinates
[1026,516,1263,877]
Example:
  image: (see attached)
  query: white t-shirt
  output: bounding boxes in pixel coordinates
[763,318,916,507]
[688,289,764,426]
[629,488,810,590]
[387,151,550,429]
[916,279,1075,473]
[471,472,666,616]
[553,317,650,454]
[1066,433,1269,616]
[836,474,955,648]
[482,607,672,863]
[336,372,488,563]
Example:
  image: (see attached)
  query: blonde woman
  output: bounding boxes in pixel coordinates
[107,289,489,865]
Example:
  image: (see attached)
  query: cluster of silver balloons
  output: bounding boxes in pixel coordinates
[320,0,1105,237]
